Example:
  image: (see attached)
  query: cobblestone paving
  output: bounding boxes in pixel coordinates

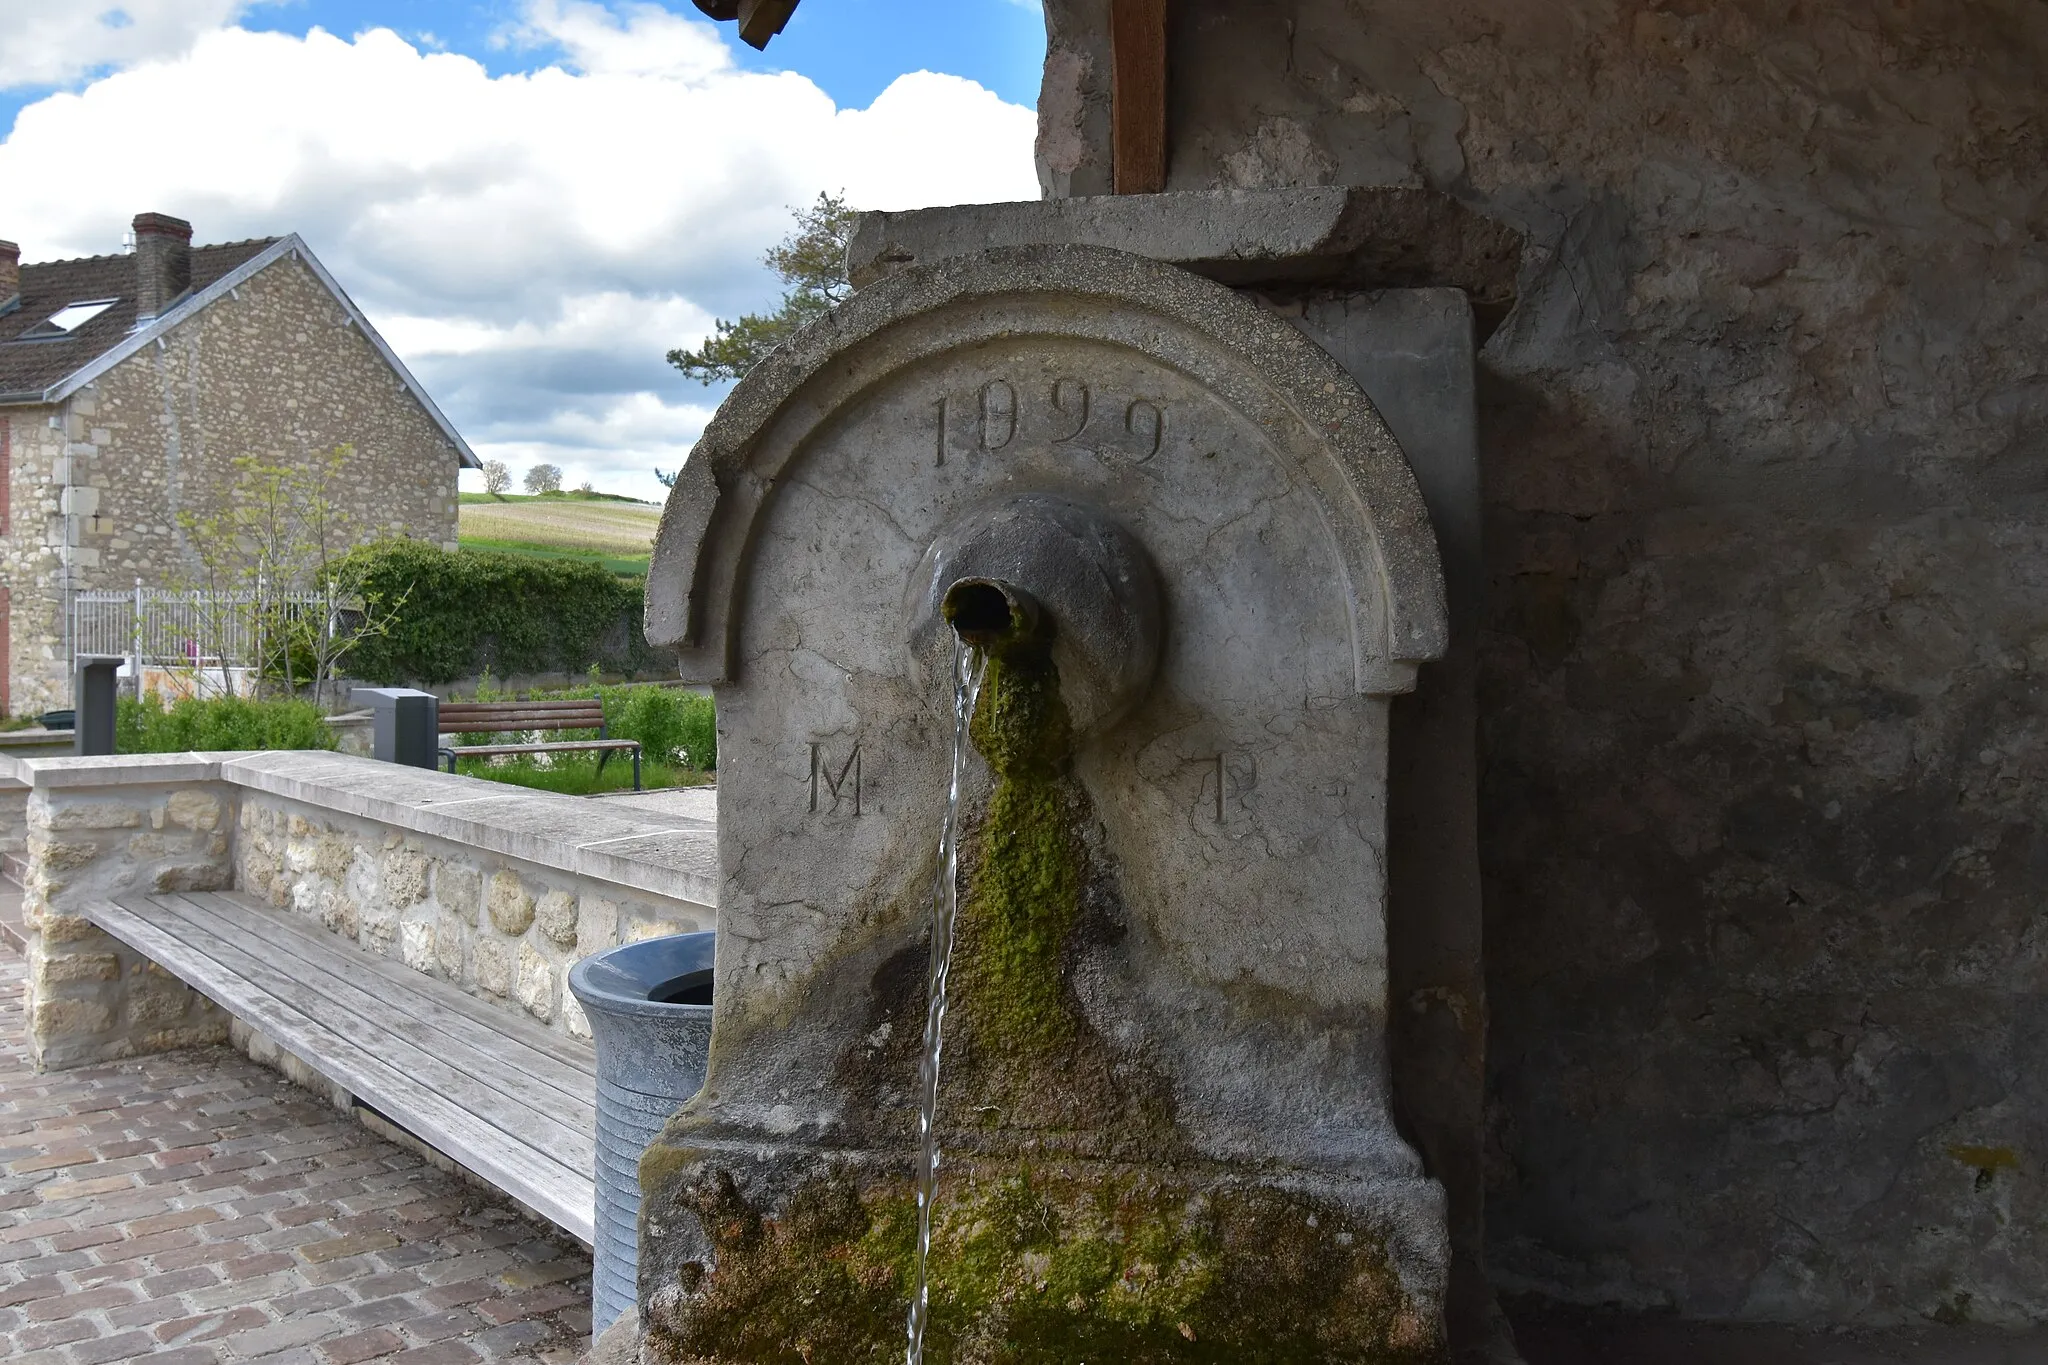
[0,942,595,1364]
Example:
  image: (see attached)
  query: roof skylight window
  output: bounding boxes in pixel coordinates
[41,300,117,333]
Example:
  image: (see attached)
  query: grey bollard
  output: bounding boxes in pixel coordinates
[356,687,440,768]
[73,656,122,756]
[567,933,715,1331]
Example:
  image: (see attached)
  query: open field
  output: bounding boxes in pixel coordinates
[458,536,652,577]
[459,496,662,556]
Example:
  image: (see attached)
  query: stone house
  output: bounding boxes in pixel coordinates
[0,212,478,717]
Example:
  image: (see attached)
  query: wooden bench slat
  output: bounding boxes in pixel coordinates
[440,700,599,713]
[446,740,641,758]
[181,892,599,1074]
[85,896,594,1242]
[433,700,644,786]
[139,895,596,1163]
[438,720,602,732]
[170,892,598,1114]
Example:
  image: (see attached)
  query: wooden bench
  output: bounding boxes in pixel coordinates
[438,699,642,791]
[82,889,598,1242]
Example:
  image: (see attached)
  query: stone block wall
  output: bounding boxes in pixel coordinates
[234,796,712,1042]
[1,407,68,718]
[21,776,234,1069]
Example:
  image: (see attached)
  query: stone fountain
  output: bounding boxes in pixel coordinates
[636,236,1460,1361]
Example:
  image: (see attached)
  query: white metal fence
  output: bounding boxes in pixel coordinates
[70,585,337,671]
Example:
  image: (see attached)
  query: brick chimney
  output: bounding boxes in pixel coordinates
[133,212,193,321]
[0,241,18,303]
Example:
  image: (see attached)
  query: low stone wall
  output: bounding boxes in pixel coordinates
[235,795,708,1040]
[2,749,719,1068]
[15,756,237,1069]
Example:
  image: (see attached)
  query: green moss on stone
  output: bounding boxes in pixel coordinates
[655,1168,909,1364]
[639,1140,699,1198]
[641,623,1443,1363]
[956,644,1083,1057]
[649,1162,1441,1364]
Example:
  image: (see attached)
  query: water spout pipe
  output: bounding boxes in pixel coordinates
[941,578,1045,651]
[907,496,1163,738]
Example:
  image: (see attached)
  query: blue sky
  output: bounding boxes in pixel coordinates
[0,1,1043,500]
[0,0,1045,134]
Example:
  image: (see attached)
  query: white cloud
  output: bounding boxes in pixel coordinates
[0,2,1039,503]
[0,0,251,89]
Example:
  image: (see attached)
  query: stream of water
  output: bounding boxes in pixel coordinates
[906,639,987,1365]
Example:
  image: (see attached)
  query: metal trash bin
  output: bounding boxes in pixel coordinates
[567,932,715,1331]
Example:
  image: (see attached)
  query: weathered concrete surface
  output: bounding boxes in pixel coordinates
[849,187,1521,318]
[1034,0,2048,1333]
[642,245,1454,1358]
[1292,290,1509,1362]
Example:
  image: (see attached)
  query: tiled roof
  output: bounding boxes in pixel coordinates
[0,239,277,401]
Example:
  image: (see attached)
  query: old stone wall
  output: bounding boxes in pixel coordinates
[3,250,464,712]
[1040,0,2048,1330]
[2,406,69,717]
[21,771,234,1069]
[9,751,718,1069]
[235,795,712,1042]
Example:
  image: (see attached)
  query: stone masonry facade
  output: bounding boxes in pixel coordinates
[2,243,465,718]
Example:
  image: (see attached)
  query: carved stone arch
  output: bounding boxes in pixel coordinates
[648,242,1448,694]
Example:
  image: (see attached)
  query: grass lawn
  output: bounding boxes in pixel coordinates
[457,536,651,577]
[443,750,712,796]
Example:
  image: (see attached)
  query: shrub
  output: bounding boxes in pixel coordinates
[336,540,672,685]
[614,686,716,770]
[536,678,716,770]
[118,694,337,754]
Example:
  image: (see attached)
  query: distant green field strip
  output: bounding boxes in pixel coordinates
[459,537,650,577]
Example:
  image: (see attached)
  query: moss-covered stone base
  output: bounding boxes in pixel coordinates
[642,1156,1444,1364]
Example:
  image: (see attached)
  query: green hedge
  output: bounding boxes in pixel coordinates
[117,694,337,753]
[339,541,672,686]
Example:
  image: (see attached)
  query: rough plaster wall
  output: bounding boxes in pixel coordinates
[3,254,465,709]
[1041,0,2048,1330]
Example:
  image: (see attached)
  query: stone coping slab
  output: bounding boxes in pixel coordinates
[846,186,1523,314]
[1,750,228,786]
[0,749,719,910]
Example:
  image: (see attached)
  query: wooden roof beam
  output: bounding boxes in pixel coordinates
[692,0,799,49]
[1111,0,1168,194]
[737,0,799,49]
